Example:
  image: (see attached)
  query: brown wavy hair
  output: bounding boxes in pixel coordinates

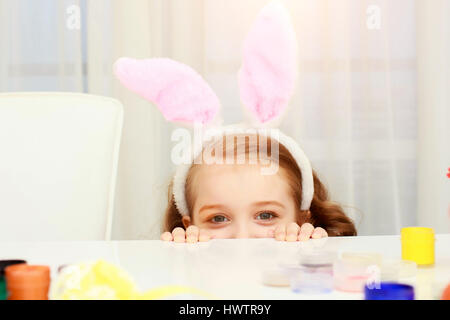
[163,134,357,236]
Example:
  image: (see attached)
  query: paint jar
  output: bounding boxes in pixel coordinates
[365,282,415,300]
[281,251,336,294]
[442,283,450,300]
[0,260,27,300]
[5,264,50,300]
[401,227,435,266]
[333,252,382,293]
[261,267,290,287]
[380,259,417,285]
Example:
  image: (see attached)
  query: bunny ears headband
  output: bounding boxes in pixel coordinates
[113,1,314,216]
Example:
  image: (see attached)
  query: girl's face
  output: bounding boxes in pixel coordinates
[187,163,298,239]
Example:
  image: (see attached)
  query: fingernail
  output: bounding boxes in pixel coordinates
[174,237,185,243]
[286,235,296,242]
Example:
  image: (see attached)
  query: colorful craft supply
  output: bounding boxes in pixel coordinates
[5,264,50,300]
[401,227,435,266]
[442,283,450,300]
[50,260,216,300]
[280,251,336,294]
[365,282,415,300]
[334,252,382,293]
[0,260,27,300]
[380,259,417,283]
[261,268,290,287]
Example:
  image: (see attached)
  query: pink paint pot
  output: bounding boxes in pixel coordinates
[333,252,382,293]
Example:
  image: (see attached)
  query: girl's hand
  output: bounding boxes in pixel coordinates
[160,226,211,243]
[273,222,327,241]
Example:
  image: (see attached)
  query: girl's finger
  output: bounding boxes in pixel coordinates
[198,229,211,242]
[172,227,186,243]
[286,222,300,242]
[298,223,314,241]
[186,225,200,243]
[311,227,328,239]
[274,224,286,241]
[160,232,173,241]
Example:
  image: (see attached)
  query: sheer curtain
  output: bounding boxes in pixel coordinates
[0,0,448,238]
[416,0,450,233]
[0,0,85,91]
[201,0,418,235]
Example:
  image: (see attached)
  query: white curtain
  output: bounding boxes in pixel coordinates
[416,0,450,233]
[1,0,448,238]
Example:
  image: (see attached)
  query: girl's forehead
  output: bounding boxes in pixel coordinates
[192,163,292,204]
[195,162,282,179]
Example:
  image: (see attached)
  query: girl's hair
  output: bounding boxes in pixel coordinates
[163,134,357,236]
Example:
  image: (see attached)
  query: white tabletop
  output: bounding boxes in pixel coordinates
[1,235,449,300]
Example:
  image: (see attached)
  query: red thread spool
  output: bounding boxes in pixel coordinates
[5,264,50,300]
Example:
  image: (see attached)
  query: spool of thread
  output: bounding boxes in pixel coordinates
[0,260,27,300]
[401,227,435,266]
[365,282,415,300]
[5,264,50,300]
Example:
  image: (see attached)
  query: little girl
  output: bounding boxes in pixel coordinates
[113,2,357,244]
[160,133,356,243]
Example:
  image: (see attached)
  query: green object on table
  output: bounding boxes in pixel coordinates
[0,276,7,300]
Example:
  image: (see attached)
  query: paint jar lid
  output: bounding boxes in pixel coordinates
[365,282,415,300]
[401,227,434,242]
[0,260,27,277]
[381,259,417,281]
[280,262,333,294]
[340,252,382,266]
[5,264,50,288]
[299,251,337,266]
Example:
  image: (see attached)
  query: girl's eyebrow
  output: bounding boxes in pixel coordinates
[199,204,229,215]
[252,201,286,209]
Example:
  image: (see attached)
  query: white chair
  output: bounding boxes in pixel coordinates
[0,92,123,241]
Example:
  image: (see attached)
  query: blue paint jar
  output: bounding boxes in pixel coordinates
[365,282,415,300]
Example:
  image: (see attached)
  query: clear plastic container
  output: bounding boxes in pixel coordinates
[334,252,382,293]
[280,251,336,294]
[261,267,290,287]
[380,259,417,284]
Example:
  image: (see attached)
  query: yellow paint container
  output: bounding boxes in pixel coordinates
[401,227,435,266]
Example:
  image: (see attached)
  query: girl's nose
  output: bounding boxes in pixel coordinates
[234,232,250,239]
[233,224,250,239]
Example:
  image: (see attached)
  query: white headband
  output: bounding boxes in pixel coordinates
[113,1,315,217]
[172,125,314,216]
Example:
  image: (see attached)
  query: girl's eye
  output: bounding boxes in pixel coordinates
[211,215,229,223]
[256,211,276,220]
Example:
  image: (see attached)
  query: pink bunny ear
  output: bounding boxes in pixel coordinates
[114,57,220,125]
[238,2,298,124]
